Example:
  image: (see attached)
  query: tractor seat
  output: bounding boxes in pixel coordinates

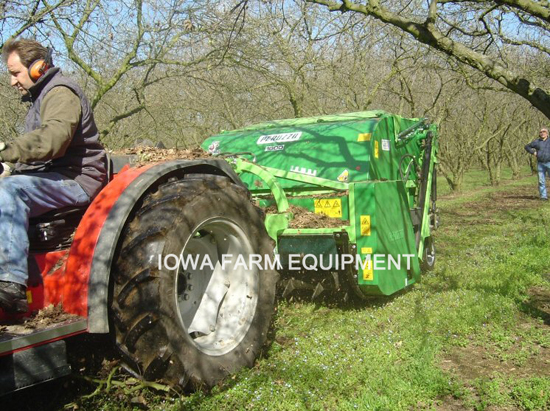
[28,205,89,253]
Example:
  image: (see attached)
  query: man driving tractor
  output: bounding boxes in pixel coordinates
[0,39,107,314]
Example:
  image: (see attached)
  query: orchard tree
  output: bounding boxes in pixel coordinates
[1,0,234,144]
[305,0,550,120]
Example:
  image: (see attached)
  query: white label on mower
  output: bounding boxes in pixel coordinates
[381,139,390,151]
[208,140,221,154]
[290,165,317,177]
[265,145,285,152]
[257,132,302,144]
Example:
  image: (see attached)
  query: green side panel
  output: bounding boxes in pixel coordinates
[370,116,394,180]
[354,181,420,296]
[278,235,338,269]
[202,112,384,191]
[370,115,427,182]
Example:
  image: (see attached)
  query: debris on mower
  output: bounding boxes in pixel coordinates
[0,304,78,332]
[263,204,348,228]
[22,304,77,329]
[112,146,210,165]
[0,304,77,332]
[288,205,349,229]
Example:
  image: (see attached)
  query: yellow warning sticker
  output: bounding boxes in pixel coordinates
[360,247,373,280]
[26,290,33,304]
[360,215,371,236]
[337,169,349,182]
[358,133,372,142]
[314,198,342,218]
[374,141,379,158]
[363,264,374,281]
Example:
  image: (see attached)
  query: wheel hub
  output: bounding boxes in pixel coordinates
[175,218,259,356]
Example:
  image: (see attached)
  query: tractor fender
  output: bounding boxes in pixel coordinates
[64,159,245,333]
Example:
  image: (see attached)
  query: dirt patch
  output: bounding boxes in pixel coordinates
[486,184,542,211]
[264,204,349,228]
[112,146,210,165]
[274,335,293,347]
[434,395,517,411]
[444,183,541,216]
[440,343,550,381]
[525,285,550,326]
[433,395,469,411]
[438,183,545,237]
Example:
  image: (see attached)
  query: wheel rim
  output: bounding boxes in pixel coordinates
[175,217,259,356]
[425,240,435,267]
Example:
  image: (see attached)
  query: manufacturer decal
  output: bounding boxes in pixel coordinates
[337,169,349,182]
[265,145,285,152]
[381,139,390,151]
[290,165,317,177]
[257,132,302,145]
[207,140,220,155]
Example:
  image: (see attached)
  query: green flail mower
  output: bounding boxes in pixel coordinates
[202,110,439,301]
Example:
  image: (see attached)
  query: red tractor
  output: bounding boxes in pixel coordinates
[0,156,278,394]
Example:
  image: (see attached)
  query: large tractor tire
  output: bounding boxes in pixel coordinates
[110,176,278,389]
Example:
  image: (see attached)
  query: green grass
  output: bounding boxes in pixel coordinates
[437,166,534,197]
[74,169,550,411]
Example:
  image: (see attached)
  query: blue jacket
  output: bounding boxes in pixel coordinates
[525,137,550,163]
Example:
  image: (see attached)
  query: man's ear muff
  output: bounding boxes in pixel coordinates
[28,59,50,82]
[28,47,53,82]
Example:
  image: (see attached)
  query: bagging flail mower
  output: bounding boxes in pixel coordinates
[204,110,438,300]
[0,111,437,394]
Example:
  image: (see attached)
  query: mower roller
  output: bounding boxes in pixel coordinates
[0,110,437,394]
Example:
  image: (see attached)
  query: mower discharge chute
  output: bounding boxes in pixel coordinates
[202,110,438,300]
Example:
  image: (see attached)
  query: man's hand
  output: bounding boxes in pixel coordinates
[0,162,12,177]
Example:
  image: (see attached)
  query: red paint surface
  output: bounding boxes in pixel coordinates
[0,165,153,322]
[63,165,154,316]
